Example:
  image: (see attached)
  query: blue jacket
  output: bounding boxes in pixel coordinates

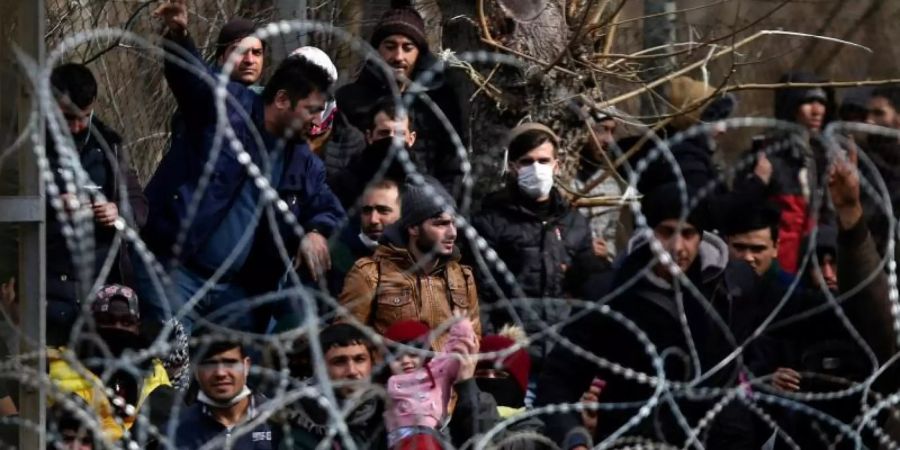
[143,32,344,290]
[175,394,279,449]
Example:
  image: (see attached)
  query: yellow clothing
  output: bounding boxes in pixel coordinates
[47,347,171,441]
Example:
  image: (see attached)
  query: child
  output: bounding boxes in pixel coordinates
[382,318,477,449]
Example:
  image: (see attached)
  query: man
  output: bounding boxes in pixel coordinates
[329,97,414,209]
[860,86,900,255]
[472,123,593,380]
[45,63,147,346]
[141,1,344,334]
[280,323,386,449]
[723,202,781,277]
[535,182,761,449]
[175,340,277,449]
[339,179,481,343]
[48,285,172,442]
[573,111,619,259]
[739,71,836,274]
[335,4,469,196]
[213,18,265,86]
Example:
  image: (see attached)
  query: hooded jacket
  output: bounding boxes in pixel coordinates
[334,50,470,197]
[735,71,837,274]
[535,231,760,448]
[337,225,482,344]
[471,186,593,371]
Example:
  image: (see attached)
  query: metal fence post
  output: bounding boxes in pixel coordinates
[0,0,46,447]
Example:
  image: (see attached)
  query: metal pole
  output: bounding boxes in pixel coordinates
[0,0,47,448]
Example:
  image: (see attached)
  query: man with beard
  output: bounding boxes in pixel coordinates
[47,285,171,442]
[330,179,402,295]
[44,63,147,346]
[335,2,470,197]
[175,340,278,449]
[139,0,345,335]
[338,179,481,346]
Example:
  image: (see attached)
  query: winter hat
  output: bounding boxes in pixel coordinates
[370,6,428,52]
[395,177,456,230]
[479,330,531,395]
[383,320,431,345]
[92,284,140,320]
[774,71,833,123]
[506,122,560,162]
[215,18,262,59]
[640,182,711,231]
[395,433,445,450]
[668,77,734,132]
[290,46,339,137]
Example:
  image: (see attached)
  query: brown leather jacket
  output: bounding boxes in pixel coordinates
[338,243,482,344]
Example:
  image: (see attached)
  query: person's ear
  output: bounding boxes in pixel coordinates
[275,89,291,110]
[365,129,373,145]
[408,225,419,239]
[407,130,416,147]
[243,357,251,377]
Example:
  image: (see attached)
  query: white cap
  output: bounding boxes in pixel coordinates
[289,46,338,83]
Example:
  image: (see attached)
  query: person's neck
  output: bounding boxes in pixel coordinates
[210,395,251,428]
[408,243,439,273]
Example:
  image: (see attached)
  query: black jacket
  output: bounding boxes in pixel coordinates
[175,394,279,449]
[472,187,594,371]
[335,51,470,197]
[45,117,148,302]
[535,232,760,448]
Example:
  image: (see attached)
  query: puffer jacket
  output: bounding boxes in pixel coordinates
[47,347,171,441]
[335,50,470,197]
[471,187,592,371]
[337,225,481,343]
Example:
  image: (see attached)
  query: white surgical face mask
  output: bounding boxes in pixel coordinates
[517,162,554,199]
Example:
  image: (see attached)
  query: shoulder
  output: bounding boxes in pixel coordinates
[92,118,123,146]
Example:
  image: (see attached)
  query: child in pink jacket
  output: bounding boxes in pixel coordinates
[382,318,477,449]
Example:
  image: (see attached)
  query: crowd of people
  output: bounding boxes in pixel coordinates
[0,0,899,448]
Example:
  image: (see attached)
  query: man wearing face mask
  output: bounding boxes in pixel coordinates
[471,123,593,389]
[175,340,279,449]
[45,63,148,346]
[47,285,172,442]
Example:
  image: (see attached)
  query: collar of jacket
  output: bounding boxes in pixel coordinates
[484,185,571,220]
[357,49,444,94]
[371,241,460,275]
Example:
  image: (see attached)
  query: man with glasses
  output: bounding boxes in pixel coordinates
[175,340,278,449]
[45,63,148,346]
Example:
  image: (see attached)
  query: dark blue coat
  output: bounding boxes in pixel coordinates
[143,32,344,290]
[174,394,279,449]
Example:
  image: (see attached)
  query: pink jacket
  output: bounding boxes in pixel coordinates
[384,319,477,431]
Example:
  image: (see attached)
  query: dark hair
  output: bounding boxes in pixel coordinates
[508,128,558,162]
[320,323,376,357]
[50,63,97,109]
[192,339,245,362]
[871,86,900,111]
[722,201,781,243]
[366,96,413,131]
[261,56,332,106]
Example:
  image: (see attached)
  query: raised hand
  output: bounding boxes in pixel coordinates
[152,0,188,35]
[827,143,862,230]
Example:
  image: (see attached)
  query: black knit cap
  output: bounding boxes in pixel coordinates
[640,182,710,231]
[370,6,428,52]
[396,177,456,230]
[215,18,263,59]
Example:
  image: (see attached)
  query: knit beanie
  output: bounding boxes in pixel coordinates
[479,334,531,395]
[640,182,710,231]
[396,177,456,231]
[215,18,262,59]
[383,320,430,345]
[370,6,428,52]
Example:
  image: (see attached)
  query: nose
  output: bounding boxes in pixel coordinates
[822,263,837,282]
[446,223,457,240]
